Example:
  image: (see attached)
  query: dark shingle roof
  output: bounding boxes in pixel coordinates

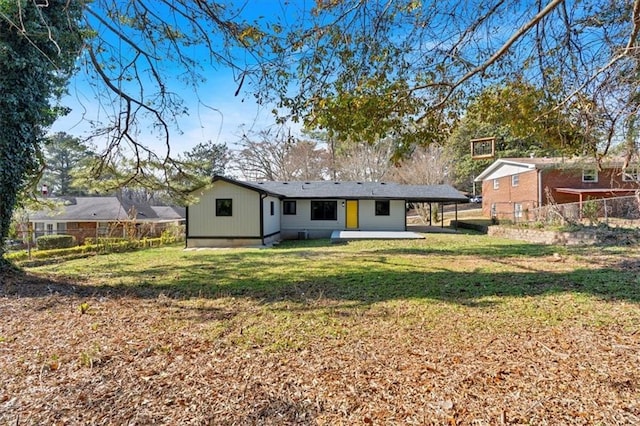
[215,176,467,202]
[29,197,185,222]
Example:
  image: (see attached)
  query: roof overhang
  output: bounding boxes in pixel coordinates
[474,159,537,182]
[204,175,283,198]
[555,188,638,195]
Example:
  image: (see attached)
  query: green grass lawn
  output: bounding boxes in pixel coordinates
[2,233,640,424]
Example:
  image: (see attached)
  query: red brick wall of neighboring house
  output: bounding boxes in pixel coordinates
[64,222,125,244]
[64,222,99,244]
[480,166,640,219]
[542,168,639,204]
[482,169,539,221]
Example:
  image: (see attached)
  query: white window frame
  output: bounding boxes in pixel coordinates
[493,178,500,190]
[514,203,523,219]
[582,169,598,183]
[511,174,519,187]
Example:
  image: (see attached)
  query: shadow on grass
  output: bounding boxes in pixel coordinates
[3,240,639,307]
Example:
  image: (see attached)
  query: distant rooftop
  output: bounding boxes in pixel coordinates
[29,196,185,222]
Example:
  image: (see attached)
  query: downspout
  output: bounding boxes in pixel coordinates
[260,193,266,245]
[184,205,189,248]
[537,169,543,208]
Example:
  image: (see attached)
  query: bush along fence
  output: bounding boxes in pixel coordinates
[4,231,182,265]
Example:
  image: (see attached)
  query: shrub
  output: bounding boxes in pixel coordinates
[84,237,127,246]
[4,236,173,265]
[37,234,75,250]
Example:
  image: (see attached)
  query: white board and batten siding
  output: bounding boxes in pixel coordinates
[279,199,405,238]
[262,195,281,244]
[188,181,262,247]
[280,199,345,239]
[358,200,406,231]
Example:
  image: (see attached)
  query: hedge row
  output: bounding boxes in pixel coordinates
[36,234,75,250]
[4,236,178,263]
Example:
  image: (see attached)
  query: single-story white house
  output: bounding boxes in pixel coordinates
[186,175,468,247]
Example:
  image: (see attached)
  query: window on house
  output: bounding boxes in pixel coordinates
[56,223,67,233]
[493,179,500,190]
[623,168,639,182]
[215,198,233,216]
[46,223,54,234]
[283,200,296,215]
[514,203,523,219]
[375,200,390,216]
[97,222,109,236]
[270,201,275,216]
[33,222,44,238]
[311,201,337,220]
[582,169,598,183]
[511,174,519,187]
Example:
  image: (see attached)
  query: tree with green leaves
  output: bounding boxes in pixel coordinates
[445,78,586,192]
[0,0,84,265]
[181,142,230,180]
[266,0,640,163]
[40,132,95,196]
[3,0,640,265]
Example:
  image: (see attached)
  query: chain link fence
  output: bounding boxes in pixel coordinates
[525,195,640,227]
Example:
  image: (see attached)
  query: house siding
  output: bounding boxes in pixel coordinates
[263,195,281,237]
[482,169,539,220]
[188,181,261,238]
[280,199,346,239]
[358,200,406,231]
[479,161,640,221]
[542,168,637,204]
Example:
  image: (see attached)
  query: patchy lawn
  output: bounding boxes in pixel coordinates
[1,234,639,425]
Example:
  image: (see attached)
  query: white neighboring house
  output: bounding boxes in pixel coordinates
[186,175,468,247]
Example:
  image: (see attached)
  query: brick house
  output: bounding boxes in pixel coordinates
[474,157,640,221]
[24,196,185,244]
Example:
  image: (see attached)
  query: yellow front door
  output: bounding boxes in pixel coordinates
[346,200,358,229]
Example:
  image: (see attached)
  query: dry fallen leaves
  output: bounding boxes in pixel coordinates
[1,252,639,425]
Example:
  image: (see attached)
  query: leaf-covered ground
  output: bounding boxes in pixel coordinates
[1,235,639,425]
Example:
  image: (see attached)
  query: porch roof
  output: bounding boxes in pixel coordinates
[555,188,638,195]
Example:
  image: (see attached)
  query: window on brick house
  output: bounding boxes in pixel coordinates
[514,203,523,219]
[582,169,598,183]
[511,174,519,187]
[493,179,500,190]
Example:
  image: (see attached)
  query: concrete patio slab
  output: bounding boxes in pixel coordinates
[330,230,426,243]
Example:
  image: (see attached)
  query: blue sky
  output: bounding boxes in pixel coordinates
[51,66,278,154]
[50,1,310,156]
